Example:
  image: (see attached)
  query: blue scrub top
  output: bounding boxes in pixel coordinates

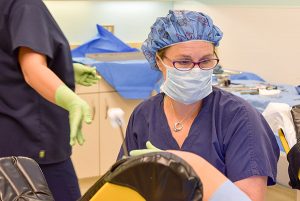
[0,0,74,164]
[118,88,280,185]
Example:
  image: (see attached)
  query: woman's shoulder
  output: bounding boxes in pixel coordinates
[206,87,263,124]
[10,0,45,10]
[8,0,51,21]
[211,87,256,112]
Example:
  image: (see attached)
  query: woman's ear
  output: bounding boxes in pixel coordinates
[155,54,163,72]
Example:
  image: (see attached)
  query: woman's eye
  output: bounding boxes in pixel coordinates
[201,60,210,64]
[177,60,192,65]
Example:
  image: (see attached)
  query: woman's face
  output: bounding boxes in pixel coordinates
[156,41,215,79]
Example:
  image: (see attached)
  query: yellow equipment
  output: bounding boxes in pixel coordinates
[79,152,203,201]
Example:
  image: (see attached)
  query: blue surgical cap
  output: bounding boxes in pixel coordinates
[142,10,223,69]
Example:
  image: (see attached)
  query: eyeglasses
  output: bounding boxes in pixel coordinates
[163,52,219,71]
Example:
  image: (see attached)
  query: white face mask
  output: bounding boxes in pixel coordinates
[160,63,213,105]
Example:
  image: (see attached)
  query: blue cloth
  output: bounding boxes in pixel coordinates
[230,71,265,82]
[73,57,162,99]
[118,88,280,185]
[275,135,285,152]
[72,24,138,57]
[142,10,223,69]
[40,158,81,201]
[209,180,251,201]
[230,80,300,112]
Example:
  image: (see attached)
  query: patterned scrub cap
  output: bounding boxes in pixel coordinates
[142,10,223,69]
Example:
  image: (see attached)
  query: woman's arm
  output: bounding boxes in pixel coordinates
[18,46,91,146]
[18,46,62,103]
[168,150,251,201]
[235,176,267,201]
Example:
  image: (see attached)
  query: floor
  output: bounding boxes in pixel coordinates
[79,177,297,201]
[79,177,100,195]
[266,184,296,201]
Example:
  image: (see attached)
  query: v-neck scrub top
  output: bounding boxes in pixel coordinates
[0,0,74,164]
[118,88,280,185]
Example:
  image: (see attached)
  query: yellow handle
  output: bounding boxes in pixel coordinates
[279,128,290,153]
[278,129,300,180]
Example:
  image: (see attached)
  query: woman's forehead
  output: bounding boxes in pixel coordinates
[165,41,214,56]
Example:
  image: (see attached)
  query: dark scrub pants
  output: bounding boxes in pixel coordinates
[40,158,81,200]
[0,0,81,200]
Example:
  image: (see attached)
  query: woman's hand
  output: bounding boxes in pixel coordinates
[73,63,101,86]
[130,141,162,156]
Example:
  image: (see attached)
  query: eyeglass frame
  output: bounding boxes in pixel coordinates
[161,51,219,71]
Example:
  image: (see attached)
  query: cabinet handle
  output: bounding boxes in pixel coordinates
[105,98,109,120]
[91,101,96,121]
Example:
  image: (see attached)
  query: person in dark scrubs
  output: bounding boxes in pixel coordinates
[118,10,279,201]
[0,0,99,200]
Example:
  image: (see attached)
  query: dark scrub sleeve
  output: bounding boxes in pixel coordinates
[8,2,54,58]
[224,104,279,185]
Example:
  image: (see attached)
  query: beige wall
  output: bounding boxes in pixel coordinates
[174,1,300,85]
[43,1,173,45]
[44,0,299,85]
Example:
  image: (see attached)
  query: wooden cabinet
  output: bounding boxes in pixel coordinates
[71,92,100,178]
[71,79,142,178]
[99,91,141,175]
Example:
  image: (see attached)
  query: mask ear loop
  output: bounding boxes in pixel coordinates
[155,53,164,71]
[156,53,174,70]
[156,54,169,74]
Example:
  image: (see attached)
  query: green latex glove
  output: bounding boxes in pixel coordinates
[73,63,101,86]
[129,141,162,156]
[55,84,92,146]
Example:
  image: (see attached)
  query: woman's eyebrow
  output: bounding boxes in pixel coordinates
[200,53,215,59]
[176,55,192,60]
[175,53,215,60]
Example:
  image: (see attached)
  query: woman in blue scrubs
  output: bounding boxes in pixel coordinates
[0,0,98,200]
[118,10,279,200]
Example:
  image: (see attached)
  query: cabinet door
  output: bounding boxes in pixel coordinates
[71,93,100,179]
[76,82,99,94]
[99,92,142,175]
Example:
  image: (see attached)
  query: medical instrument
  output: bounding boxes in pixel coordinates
[240,90,259,95]
[279,128,290,153]
[213,68,241,87]
[259,88,281,96]
[107,108,129,157]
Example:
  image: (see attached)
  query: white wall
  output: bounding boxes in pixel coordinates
[174,1,300,85]
[43,1,299,85]
[43,1,173,44]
